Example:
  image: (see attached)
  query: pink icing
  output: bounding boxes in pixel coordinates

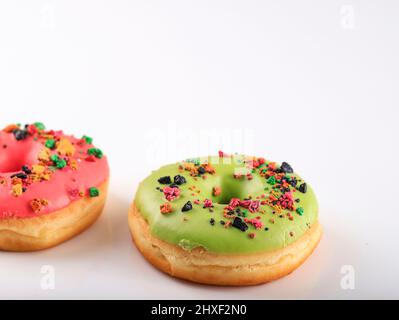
[0,129,109,219]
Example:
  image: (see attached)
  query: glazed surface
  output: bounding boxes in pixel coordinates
[134,154,318,254]
[0,123,109,219]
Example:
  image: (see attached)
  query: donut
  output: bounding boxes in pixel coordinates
[129,152,322,286]
[0,123,109,251]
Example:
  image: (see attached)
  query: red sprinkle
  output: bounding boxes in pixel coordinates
[244,218,264,229]
[163,186,181,201]
[203,199,213,208]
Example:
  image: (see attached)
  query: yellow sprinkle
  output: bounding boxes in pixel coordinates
[32,164,46,174]
[38,149,50,162]
[12,184,23,197]
[56,138,75,156]
[42,173,51,181]
[69,159,78,170]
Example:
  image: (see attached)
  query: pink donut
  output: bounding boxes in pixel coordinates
[0,123,109,251]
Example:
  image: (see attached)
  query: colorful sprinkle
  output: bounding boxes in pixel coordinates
[296,207,304,215]
[89,187,100,197]
[158,176,171,184]
[34,122,46,131]
[212,186,221,196]
[82,135,93,144]
[181,201,193,212]
[203,199,213,208]
[160,202,173,214]
[30,198,49,213]
[163,186,181,201]
[45,139,56,149]
[87,148,103,159]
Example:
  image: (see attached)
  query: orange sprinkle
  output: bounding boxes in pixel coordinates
[213,187,222,196]
[30,198,49,213]
[160,203,173,214]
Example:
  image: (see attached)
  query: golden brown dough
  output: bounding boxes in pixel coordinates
[0,180,108,251]
[129,203,322,286]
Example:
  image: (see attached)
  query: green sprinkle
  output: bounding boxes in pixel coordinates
[34,122,46,131]
[45,139,56,149]
[50,154,66,169]
[186,158,200,166]
[89,187,100,197]
[296,207,304,216]
[50,154,59,162]
[88,148,103,159]
[82,135,93,144]
[267,176,276,185]
[55,158,67,169]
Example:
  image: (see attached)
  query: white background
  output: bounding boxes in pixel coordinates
[0,0,398,299]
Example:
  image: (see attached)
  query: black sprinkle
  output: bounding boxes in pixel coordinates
[281,187,291,194]
[13,129,28,141]
[198,167,206,175]
[280,162,294,174]
[298,183,307,193]
[226,211,235,217]
[22,166,32,174]
[174,175,186,185]
[11,173,27,180]
[220,220,225,225]
[158,176,171,184]
[289,177,298,187]
[181,201,193,212]
[295,198,300,203]
[232,217,248,232]
[264,227,269,231]
[210,218,215,226]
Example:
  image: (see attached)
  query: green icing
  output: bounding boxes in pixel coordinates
[134,155,318,254]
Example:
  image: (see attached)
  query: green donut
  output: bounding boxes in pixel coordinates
[134,153,318,254]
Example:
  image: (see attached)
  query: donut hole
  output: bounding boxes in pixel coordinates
[217,191,243,205]
[215,177,253,205]
[215,174,265,205]
[0,141,42,173]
